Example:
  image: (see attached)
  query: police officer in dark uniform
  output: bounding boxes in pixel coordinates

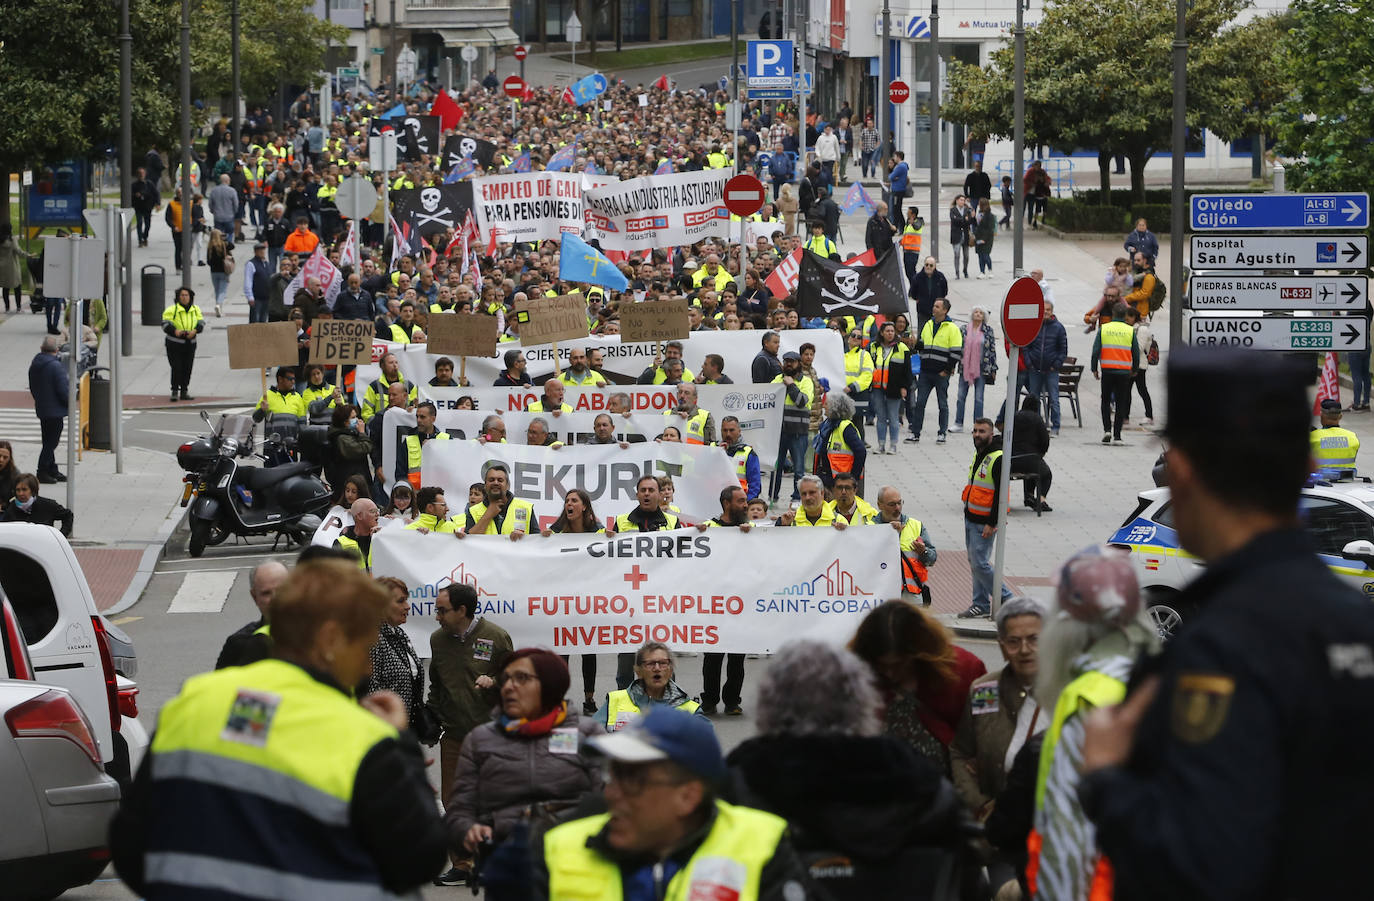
[1077,347,1374,901]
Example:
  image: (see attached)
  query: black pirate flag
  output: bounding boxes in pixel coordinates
[442,134,497,172]
[392,183,475,239]
[796,249,906,319]
[370,115,440,161]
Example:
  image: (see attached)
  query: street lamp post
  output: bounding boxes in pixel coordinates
[232,0,241,154]
[1012,0,1025,276]
[180,0,193,289]
[928,0,939,251]
[1168,0,1187,348]
[880,0,890,171]
[119,0,133,358]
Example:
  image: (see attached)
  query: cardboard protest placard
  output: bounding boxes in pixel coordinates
[513,294,589,346]
[227,322,301,370]
[309,319,375,365]
[426,313,499,358]
[619,298,690,344]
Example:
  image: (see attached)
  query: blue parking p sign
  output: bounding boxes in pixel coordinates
[747,40,793,88]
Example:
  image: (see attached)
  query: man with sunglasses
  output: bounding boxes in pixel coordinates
[538,709,815,900]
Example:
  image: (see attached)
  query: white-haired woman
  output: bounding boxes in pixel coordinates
[726,640,977,897]
[814,391,866,492]
[1027,546,1160,901]
[951,306,997,433]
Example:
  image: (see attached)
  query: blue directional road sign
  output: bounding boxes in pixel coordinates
[591,73,608,95]
[718,75,729,92]
[1190,192,1369,231]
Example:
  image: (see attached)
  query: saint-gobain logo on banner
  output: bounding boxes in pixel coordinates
[759,558,889,613]
[411,562,515,616]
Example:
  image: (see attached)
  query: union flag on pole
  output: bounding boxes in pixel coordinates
[1314,351,1342,414]
[764,247,803,298]
[338,220,359,270]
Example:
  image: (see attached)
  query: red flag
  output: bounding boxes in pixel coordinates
[561,86,575,104]
[653,74,669,91]
[1315,351,1342,414]
[843,249,877,267]
[430,89,465,130]
[523,84,535,103]
[765,247,803,298]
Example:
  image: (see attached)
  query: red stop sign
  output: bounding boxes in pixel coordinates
[1002,276,1046,347]
[888,80,911,104]
[513,45,528,61]
[503,75,526,98]
[723,174,766,218]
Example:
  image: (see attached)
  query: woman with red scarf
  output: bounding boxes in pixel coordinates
[849,602,987,776]
[445,649,601,855]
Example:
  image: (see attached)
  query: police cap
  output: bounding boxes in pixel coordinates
[1321,398,1343,414]
[1162,347,1309,445]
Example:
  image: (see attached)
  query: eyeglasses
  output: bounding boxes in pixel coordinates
[999,635,1039,651]
[498,671,540,687]
[606,762,687,797]
[637,659,672,670]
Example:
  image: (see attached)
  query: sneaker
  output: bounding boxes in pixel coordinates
[1141,418,1155,427]
[957,605,990,619]
[1102,433,1112,444]
[582,699,597,716]
[180,392,195,401]
[725,705,744,717]
[1112,437,1125,445]
[433,866,470,887]
[877,444,886,455]
[1051,428,1060,437]
[936,433,946,444]
[171,393,180,403]
[948,425,963,433]
[904,436,920,443]
[1039,502,1053,512]
[215,304,223,318]
[699,703,718,716]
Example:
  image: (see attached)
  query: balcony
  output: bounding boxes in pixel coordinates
[404,0,517,39]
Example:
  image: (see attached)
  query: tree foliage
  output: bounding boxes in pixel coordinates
[945,0,1282,201]
[1272,0,1374,192]
[192,0,347,102]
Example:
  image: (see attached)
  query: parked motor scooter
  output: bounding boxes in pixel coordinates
[177,411,332,557]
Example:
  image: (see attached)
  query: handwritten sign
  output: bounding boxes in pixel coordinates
[227,322,301,370]
[426,313,500,358]
[309,319,374,365]
[620,298,690,344]
[514,294,589,346]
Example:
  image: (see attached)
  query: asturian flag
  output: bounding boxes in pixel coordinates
[504,151,532,173]
[559,233,629,291]
[444,157,476,183]
[547,142,578,172]
[654,159,673,176]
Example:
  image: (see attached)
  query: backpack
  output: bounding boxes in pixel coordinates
[1147,272,1166,312]
[1148,337,1160,366]
[769,152,792,180]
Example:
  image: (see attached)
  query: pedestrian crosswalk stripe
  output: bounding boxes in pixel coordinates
[0,407,137,443]
[167,571,238,614]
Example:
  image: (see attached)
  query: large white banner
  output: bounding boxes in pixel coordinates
[372,526,900,655]
[379,404,767,495]
[380,329,846,394]
[471,172,614,244]
[420,439,737,525]
[584,169,734,251]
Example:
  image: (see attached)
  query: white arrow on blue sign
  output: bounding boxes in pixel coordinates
[746,40,793,88]
[1190,192,1369,231]
[591,73,608,95]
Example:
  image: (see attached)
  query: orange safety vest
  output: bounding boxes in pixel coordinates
[1098,321,1135,371]
[900,224,923,253]
[961,449,1002,518]
[826,420,859,474]
[871,343,906,391]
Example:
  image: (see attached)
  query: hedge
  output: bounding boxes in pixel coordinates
[1045,200,1131,233]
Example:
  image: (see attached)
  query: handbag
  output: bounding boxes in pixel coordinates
[984,369,997,386]
[410,672,442,745]
[223,253,235,275]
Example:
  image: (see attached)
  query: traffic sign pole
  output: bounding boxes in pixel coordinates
[991,277,1046,618]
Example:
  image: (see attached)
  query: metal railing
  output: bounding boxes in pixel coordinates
[993,156,1076,197]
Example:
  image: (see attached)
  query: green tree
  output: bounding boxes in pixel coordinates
[1271,0,1374,191]
[945,0,1262,202]
[191,0,347,104]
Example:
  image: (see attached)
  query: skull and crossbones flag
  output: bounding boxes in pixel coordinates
[796,249,906,319]
[441,134,497,173]
[371,115,440,161]
[392,183,475,240]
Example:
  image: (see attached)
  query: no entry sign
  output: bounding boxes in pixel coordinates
[503,75,526,98]
[888,80,910,104]
[723,174,766,218]
[513,45,528,61]
[1002,276,1045,347]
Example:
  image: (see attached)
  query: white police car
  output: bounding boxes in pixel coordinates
[1109,479,1374,637]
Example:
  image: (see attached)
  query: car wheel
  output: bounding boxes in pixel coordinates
[1147,603,1184,640]
[188,516,211,557]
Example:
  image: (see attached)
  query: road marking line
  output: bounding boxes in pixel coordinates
[110,616,143,625]
[167,571,238,614]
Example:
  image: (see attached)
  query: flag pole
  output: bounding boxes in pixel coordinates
[551,340,561,378]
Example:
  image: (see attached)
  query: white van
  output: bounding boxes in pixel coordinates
[0,524,138,783]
